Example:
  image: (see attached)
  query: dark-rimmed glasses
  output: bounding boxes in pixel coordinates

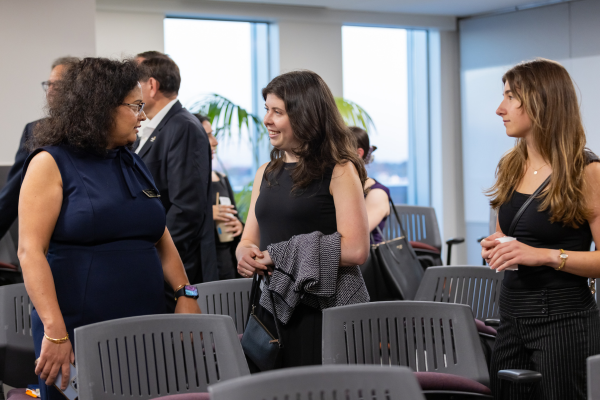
[41,81,54,92]
[121,102,146,115]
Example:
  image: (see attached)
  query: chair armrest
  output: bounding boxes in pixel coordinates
[445,237,465,245]
[498,369,542,383]
[484,319,500,327]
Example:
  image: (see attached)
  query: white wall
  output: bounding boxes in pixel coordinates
[277,21,343,97]
[0,0,96,165]
[430,30,467,264]
[96,11,164,59]
[459,0,600,264]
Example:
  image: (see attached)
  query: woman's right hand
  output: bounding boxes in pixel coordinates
[481,231,506,263]
[213,204,237,222]
[35,334,75,390]
[237,246,268,278]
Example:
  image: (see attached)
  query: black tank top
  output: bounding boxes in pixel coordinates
[255,163,337,251]
[498,152,598,290]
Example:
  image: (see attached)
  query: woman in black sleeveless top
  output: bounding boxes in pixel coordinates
[481,59,600,400]
[235,70,369,369]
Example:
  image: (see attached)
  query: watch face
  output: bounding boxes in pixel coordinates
[184,285,198,297]
[560,254,568,259]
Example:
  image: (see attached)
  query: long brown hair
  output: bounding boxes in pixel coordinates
[486,58,588,227]
[262,70,367,193]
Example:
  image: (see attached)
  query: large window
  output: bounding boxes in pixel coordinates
[164,18,270,191]
[342,26,409,204]
[342,26,429,206]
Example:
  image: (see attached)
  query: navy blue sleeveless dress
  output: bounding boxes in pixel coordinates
[23,145,167,400]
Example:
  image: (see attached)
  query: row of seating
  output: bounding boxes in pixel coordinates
[0,266,503,398]
[2,293,600,400]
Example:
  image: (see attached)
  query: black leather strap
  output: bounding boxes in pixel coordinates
[250,275,284,347]
[507,175,551,237]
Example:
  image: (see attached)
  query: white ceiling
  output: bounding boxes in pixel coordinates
[207,0,570,17]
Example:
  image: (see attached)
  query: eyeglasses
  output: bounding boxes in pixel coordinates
[41,81,55,92]
[121,102,146,115]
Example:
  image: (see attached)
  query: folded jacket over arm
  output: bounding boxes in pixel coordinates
[260,231,370,324]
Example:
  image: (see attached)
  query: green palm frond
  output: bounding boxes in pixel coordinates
[335,97,376,133]
[233,181,253,223]
[189,94,267,140]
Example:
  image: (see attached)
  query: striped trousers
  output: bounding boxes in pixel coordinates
[491,285,600,400]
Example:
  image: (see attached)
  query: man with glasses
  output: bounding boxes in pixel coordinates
[135,53,218,311]
[0,56,78,244]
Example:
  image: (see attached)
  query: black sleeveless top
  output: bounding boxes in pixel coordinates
[255,163,337,251]
[498,152,598,290]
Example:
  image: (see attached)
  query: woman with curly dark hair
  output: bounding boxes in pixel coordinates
[236,70,370,370]
[18,58,200,400]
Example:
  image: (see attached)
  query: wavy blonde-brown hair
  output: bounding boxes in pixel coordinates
[486,58,589,228]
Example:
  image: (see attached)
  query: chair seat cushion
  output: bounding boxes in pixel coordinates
[6,389,30,400]
[475,319,497,336]
[150,393,210,400]
[415,371,492,395]
[409,242,440,253]
[0,261,18,271]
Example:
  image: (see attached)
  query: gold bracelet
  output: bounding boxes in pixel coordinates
[174,283,189,293]
[557,249,568,271]
[44,332,69,344]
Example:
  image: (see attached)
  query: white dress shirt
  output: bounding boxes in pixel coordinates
[135,98,179,154]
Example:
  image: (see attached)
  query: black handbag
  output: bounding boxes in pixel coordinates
[241,275,284,371]
[360,198,424,301]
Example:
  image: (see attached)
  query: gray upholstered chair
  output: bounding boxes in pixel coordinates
[75,314,249,400]
[194,279,252,334]
[209,365,425,400]
[322,301,492,398]
[0,283,37,388]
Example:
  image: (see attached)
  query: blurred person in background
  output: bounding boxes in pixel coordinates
[0,57,78,242]
[135,53,218,310]
[19,58,200,400]
[349,126,390,244]
[195,114,243,280]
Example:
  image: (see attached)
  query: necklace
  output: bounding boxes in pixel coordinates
[531,163,547,175]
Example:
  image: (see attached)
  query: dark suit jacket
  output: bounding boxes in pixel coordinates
[136,101,218,283]
[0,120,40,239]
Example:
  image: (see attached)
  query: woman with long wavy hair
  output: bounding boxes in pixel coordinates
[481,58,600,399]
[236,70,369,370]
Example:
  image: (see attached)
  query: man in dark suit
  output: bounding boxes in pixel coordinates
[0,57,78,243]
[136,55,218,306]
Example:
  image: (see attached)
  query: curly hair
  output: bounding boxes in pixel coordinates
[262,70,367,194]
[30,58,146,154]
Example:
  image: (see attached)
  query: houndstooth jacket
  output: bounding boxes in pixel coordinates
[260,231,369,324]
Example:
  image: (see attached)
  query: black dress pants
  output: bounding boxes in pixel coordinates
[491,285,600,400]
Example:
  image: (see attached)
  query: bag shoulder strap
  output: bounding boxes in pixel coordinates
[250,275,284,347]
[507,175,551,237]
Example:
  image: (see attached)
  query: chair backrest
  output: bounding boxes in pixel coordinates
[75,314,250,400]
[384,205,442,250]
[194,279,252,334]
[209,365,425,400]
[0,283,37,386]
[322,301,490,387]
[588,354,600,400]
[414,266,504,320]
[0,232,19,268]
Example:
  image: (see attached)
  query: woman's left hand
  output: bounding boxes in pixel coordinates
[224,218,243,237]
[488,239,550,272]
[255,250,273,269]
[174,297,202,314]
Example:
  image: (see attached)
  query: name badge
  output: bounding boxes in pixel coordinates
[142,189,161,198]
